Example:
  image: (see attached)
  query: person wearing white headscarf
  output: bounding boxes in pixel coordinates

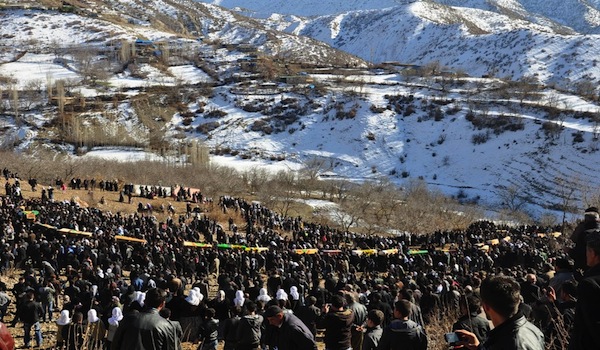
[290,286,300,301]
[55,310,70,348]
[233,290,245,307]
[186,289,200,306]
[86,309,106,350]
[275,289,288,301]
[257,288,271,303]
[106,307,123,349]
[276,289,292,313]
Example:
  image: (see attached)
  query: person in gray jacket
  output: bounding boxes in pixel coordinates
[362,309,384,350]
[235,301,263,350]
[111,288,180,350]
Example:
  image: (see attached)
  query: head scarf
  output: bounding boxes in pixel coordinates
[257,288,271,303]
[290,286,300,301]
[276,289,288,301]
[56,310,71,326]
[108,307,123,326]
[186,289,200,306]
[234,290,245,307]
[88,309,100,323]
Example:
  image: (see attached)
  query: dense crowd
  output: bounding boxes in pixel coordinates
[0,172,598,350]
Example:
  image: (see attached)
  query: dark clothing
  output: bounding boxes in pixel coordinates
[221,315,240,350]
[520,282,541,305]
[296,304,321,336]
[362,325,383,350]
[452,312,490,343]
[368,301,393,327]
[323,308,354,350]
[199,318,219,350]
[570,264,600,350]
[111,308,179,350]
[479,313,544,350]
[570,218,599,270]
[264,313,317,350]
[377,319,427,350]
[18,299,42,324]
[61,323,85,350]
[235,314,263,350]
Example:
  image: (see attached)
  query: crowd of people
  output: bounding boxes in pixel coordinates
[0,172,598,350]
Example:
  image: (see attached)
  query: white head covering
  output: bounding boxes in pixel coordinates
[147,279,156,289]
[276,289,288,301]
[108,307,123,326]
[133,291,145,307]
[56,310,71,326]
[88,309,100,323]
[257,288,271,303]
[91,285,98,297]
[290,286,300,301]
[233,290,245,307]
[217,290,225,301]
[186,289,200,306]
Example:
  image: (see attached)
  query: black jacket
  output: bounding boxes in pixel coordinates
[452,312,490,343]
[19,299,42,324]
[296,304,321,335]
[323,308,354,350]
[377,319,427,350]
[570,264,600,350]
[264,313,317,350]
[480,313,544,350]
[111,309,179,350]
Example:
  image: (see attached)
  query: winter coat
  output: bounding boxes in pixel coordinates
[111,309,179,350]
[570,264,600,350]
[323,308,354,350]
[480,313,544,350]
[377,319,427,350]
[235,314,263,350]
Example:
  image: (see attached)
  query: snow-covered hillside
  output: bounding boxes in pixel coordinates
[196,0,403,17]
[287,2,600,86]
[199,0,600,88]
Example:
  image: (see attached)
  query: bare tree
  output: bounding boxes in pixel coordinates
[257,170,298,217]
[555,176,579,234]
[21,79,44,110]
[497,184,528,213]
[11,86,19,126]
[298,157,331,197]
[242,167,270,195]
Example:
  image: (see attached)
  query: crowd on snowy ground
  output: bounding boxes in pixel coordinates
[0,172,598,350]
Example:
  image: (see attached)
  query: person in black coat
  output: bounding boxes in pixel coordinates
[61,311,85,350]
[322,294,354,350]
[295,296,321,336]
[263,305,317,350]
[452,295,490,343]
[19,288,43,348]
[570,207,600,271]
[570,231,600,350]
[367,292,393,328]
